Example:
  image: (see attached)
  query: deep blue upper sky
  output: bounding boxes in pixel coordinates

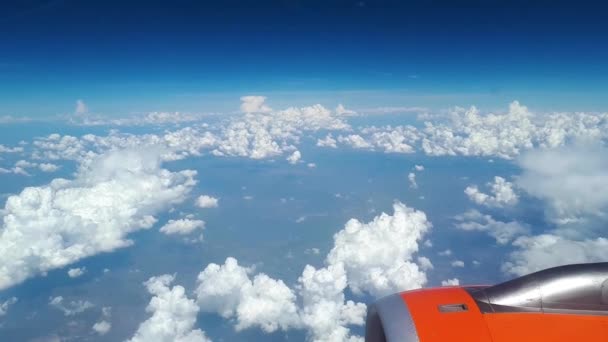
[1,0,607,116]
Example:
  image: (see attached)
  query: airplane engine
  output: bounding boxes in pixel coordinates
[365,262,608,342]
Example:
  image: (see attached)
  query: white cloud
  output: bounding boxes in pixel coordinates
[417,256,433,271]
[240,96,272,113]
[195,202,432,341]
[196,258,300,333]
[307,163,316,168]
[317,134,338,148]
[450,260,465,268]
[454,209,528,245]
[326,202,431,297]
[49,296,94,316]
[0,144,23,153]
[160,219,205,235]
[67,267,86,278]
[0,297,17,316]
[337,135,373,149]
[464,176,518,207]
[0,148,196,290]
[39,163,60,172]
[438,249,452,256]
[408,172,417,189]
[503,234,608,276]
[414,165,424,171]
[441,278,460,286]
[127,275,211,342]
[195,195,219,208]
[93,320,111,335]
[287,150,302,164]
[517,143,608,227]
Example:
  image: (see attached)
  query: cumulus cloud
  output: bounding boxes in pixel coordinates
[417,256,433,271]
[240,96,272,113]
[93,320,111,335]
[213,103,349,159]
[465,176,518,208]
[195,195,219,208]
[0,144,23,153]
[454,210,528,245]
[317,134,338,148]
[287,150,302,164]
[450,260,465,268]
[195,202,432,341]
[324,101,608,159]
[160,219,205,235]
[49,296,94,316]
[92,306,112,335]
[408,172,417,189]
[127,275,211,342]
[0,297,17,316]
[0,148,197,290]
[327,202,431,297]
[38,163,60,172]
[67,267,86,278]
[517,143,608,227]
[414,165,424,171]
[441,278,460,286]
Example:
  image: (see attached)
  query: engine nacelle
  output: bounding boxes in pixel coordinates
[365,263,608,342]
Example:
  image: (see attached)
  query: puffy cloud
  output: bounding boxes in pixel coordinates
[0,297,17,316]
[326,202,431,297]
[39,163,60,172]
[49,296,94,316]
[331,101,608,159]
[0,148,197,290]
[454,210,528,245]
[297,264,366,342]
[67,267,86,278]
[450,260,465,268]
[441,278,460,286]
[517,143,608,226]
[93,306,112,335]
[160,219,205,235]
[438,249,452,256]
[195,195,219,209]
[287,150,302,164]
[214,104,349,159]
[417,256,433,271]
[414,165,424,171]
[92,320,111,335]
[196,202,431,341]
[0,144,24,153]
[316,134,338,148]
[127,275,211,342]
[196,258,363,342]
[337,135,373,149]
[196,258,300,333]
[503,235,608,276]
[240,96,272,113]
[408,173,417,189]
[465,176,518,208]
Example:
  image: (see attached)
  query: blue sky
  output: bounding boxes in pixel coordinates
[1,1,608,341]
[1,0,608,116]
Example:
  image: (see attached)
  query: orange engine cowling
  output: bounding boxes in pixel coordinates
[365,263,608,342]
